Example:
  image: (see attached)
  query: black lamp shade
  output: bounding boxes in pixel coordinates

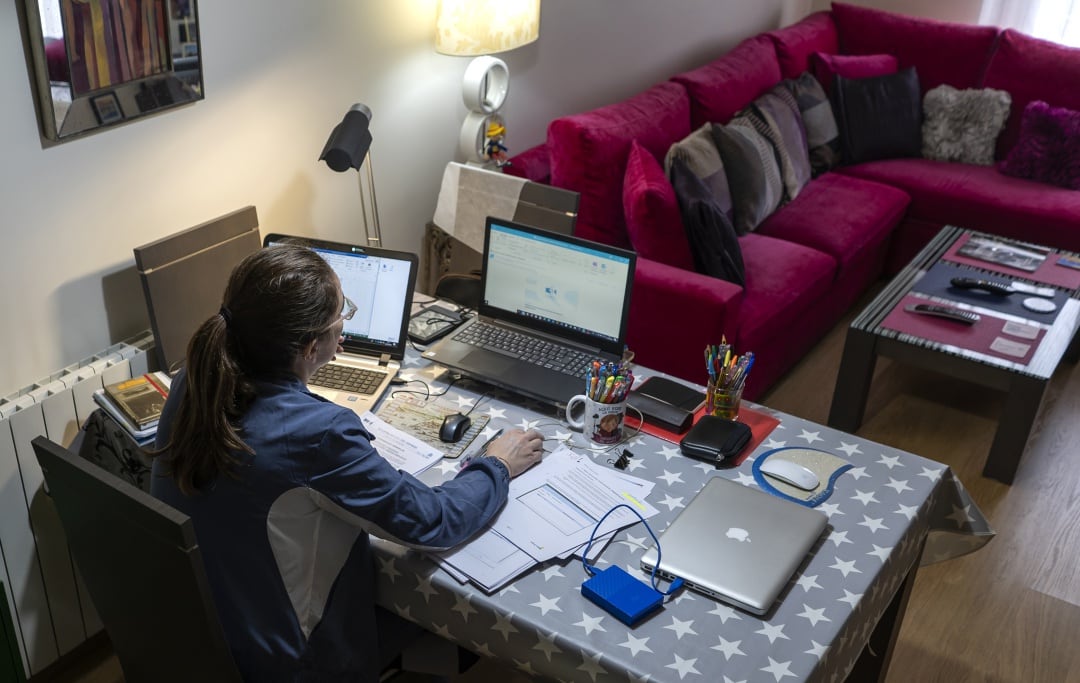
[320,104,373,172]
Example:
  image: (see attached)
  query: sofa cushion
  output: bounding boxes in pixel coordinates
[671,35,782,128]
[623,141,696,271]
[766,11,839,79]
[811,52,898,96]
[831,2,999,92]
[834,67,922,165]
[735,234,837,348]
[664,124,732,220]
[837,159,1080,252]
[982,29,1080,159]
[785,72,841,176]
[999,100,1080,191]
[748,84,811,200]
[712,118,785,235]
[670,157,746,286]
[756,172,909,275]
[548,81,691,247]
[921,85,1011,165]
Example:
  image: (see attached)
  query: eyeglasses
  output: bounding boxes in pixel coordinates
[341,295,358,322]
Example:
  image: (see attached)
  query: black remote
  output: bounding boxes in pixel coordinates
[949,277,1014,296]
[905,303,980,324]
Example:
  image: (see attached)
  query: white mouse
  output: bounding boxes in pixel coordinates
[760,458,819,491]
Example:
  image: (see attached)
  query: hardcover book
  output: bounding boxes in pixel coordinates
[103,374,168,429]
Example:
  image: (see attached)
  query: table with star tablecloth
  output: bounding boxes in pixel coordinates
[371,350,993,683]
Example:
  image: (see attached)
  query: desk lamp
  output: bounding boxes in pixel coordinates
[435,0,540,168]
[320,103,382,246]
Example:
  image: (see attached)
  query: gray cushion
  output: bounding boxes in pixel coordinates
[922,85,1011,165]
[664,123,733,221]
[747,84,812,200]
[785,72,841,175]
[669,158,745,286]
[711,118,785,235]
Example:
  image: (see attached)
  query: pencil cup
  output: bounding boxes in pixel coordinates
[566,394,627,445]
[707,382,743,421]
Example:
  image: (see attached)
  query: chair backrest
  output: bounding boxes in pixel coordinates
[32,436,241,683]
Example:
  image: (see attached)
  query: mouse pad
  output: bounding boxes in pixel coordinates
[752,447,852,507]
[376,394,489,458]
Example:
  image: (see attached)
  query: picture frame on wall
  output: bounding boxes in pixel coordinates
[90,92,123,124]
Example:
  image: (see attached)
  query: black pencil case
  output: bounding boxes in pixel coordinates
[679,416,751,465]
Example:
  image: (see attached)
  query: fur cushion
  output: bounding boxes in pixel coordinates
[922,85,1011,165]
[999,100,1080,191]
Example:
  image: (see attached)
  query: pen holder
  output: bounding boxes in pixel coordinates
[566,394,627,445]
[707,381,743,421]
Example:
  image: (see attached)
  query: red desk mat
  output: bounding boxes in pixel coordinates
[942,233,1080,290]
[626,405,780,465]
[880,294,1046,364]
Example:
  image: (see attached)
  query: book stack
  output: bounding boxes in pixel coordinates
[93,372,171,445]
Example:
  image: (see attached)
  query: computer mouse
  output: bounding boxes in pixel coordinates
[759,457,819,491]
[439,413,472,443]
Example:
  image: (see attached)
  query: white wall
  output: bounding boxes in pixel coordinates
[812,0,983,23]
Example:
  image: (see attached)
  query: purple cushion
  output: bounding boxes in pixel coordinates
[831,2,998,92]
[756,172,909,275]
[548,82,691,248]
[671,35,782,128]
[623,141,696,270]
[982,30,1080,159]
[836,159,1080,252]
[766,12,839,79]
[999,101,1080,191]
[810,52,898,96]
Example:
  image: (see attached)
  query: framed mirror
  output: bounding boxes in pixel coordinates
[21,0,203,143]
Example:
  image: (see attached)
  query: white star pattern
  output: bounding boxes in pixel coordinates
[658,445,681,460]
[818,502,844,517]
[859,515,887,533]
[761,657,798,681]
[755,623,790,644]
[577,652,607,682]
[516,417,542,431]
[795,574,823,592]
[868,544,892,561]
[492,611,518,640]
[797,604,831,626]
[624,456,648,472]
[828,530,852,547]
[763,438,787,449]
[619,633,653,657]
[451,594,477,620]
[658,470,685,486]
[532,630,560,661]
[885,478,913,494]
[708,603,743,623]
[453,395,476,410]
[806,640,829,657]
[946,504,977,527]
[486,406,506,419]
[712,636,745,659]
[830,558,862,577]
[540,565,565,581]
[734,471,757,486]
[665,654,700,679]
[435,459,460,475]
[414,575,438,603]
[658,493,686,512]
[574,612,607,636]
[798,430,823,444]
[894,503,919,520]
[512,658,537,677]
[846,466,871,480]
[851,490,879,505]
[838,589,862,607]
[530,594,562,616]
[836,442,861,456]
[664,616,698,639]
[378,557,401,582]
[877,453,901,469]
[918,466,943,480]
[616,533,648,550]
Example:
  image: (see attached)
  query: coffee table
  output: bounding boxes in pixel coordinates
[828,225,1080,484]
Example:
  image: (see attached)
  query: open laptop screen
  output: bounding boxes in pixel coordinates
[263,234,417,358]
[480,218,635,355]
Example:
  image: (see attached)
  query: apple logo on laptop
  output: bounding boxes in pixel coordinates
[725,527,751,543]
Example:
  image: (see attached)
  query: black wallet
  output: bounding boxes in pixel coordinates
[679,416,752,465]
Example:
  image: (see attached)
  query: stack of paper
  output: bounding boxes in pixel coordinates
[434,446,658,593]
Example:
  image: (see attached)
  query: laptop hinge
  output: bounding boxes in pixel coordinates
[379,353,392,366]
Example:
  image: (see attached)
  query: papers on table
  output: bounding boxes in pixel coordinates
[360,412,444,476]
[433,446,658,592]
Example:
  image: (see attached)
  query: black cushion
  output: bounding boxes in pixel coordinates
[834,67,922,164]
[669,157,745,286]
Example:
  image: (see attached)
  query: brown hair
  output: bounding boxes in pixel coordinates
[156,244,340,494]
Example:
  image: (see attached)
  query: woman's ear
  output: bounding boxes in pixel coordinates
[302,337,320,361]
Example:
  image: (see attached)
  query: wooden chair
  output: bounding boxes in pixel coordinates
[32,436,241,683]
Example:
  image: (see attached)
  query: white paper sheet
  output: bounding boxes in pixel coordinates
[359,411,444,476]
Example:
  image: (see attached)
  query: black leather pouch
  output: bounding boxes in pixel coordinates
[679,416,752,465]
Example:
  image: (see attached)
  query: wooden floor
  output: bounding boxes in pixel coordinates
[46,301,1080,683]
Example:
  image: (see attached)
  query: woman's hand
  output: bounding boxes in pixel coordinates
[485,428,544,478]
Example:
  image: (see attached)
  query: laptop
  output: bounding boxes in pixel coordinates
[263,234,418,414]
[422,217,636,408]
[640,477,828,615]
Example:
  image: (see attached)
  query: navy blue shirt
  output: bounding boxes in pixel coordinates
[152,371,509,682]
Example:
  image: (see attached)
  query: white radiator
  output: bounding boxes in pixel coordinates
[0,332,154,678]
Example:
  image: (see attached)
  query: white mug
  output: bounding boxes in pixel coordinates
[565,394,627,445]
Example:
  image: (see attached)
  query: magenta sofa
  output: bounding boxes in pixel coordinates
[507,3,1080,399]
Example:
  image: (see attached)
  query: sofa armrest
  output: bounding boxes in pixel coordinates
[627,258,744,384]
[505,143,551,183]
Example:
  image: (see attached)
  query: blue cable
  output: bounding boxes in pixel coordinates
[581,503,684,596]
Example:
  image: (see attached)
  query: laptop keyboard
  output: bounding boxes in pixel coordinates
[310,364,386,395]
[452,321,594,377]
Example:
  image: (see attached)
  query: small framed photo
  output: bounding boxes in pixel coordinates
[90,91,124,124]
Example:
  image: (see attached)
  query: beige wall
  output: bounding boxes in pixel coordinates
[0,0,789,395]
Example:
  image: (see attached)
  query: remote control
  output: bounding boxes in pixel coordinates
[949,277,1014,296]
[905,303,980,324]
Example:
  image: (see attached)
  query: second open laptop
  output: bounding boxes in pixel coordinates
[641,476,828,616]
[422,217,636,408]
[263,234,418,414]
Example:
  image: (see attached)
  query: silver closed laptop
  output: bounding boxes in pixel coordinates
[640,476,827,615]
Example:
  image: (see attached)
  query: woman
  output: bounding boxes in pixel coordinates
[152,244,543,682]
